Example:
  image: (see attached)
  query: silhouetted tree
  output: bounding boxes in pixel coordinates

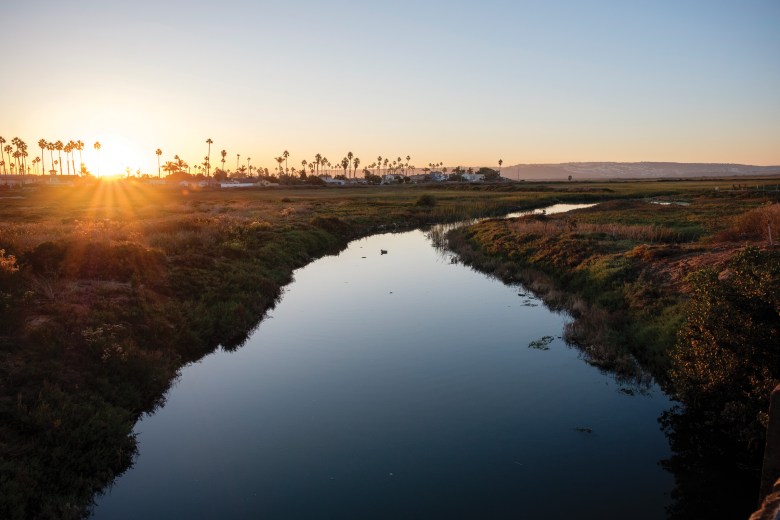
[0,136,6,175]
[206,138,213,177]
[38,139,47,177]
[93,141,101,176]
[76,140,85,173]
[341,157,349,177]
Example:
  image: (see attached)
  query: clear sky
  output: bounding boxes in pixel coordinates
[2,0,779,175]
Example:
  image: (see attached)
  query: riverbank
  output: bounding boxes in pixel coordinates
[0,181,621,519]
[446,193,780,517]
[0,179,777,518]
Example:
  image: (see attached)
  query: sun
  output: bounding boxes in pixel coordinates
[91,134,147,177]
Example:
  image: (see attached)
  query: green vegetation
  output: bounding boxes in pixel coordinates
[0,178,777,518]
[447,188,780,517]
[0,180,620,519]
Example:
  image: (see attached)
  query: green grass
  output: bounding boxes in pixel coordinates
[0,178,778,518]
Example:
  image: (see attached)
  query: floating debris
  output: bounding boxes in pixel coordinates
[380,249,388,255]
[528,336,554,350]
[573,427,593,434]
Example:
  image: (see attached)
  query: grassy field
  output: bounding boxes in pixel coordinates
[0,178,778,518]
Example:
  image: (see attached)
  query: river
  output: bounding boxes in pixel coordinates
[93,204,673,519]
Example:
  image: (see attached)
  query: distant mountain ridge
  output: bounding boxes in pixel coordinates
[500,162,780,181]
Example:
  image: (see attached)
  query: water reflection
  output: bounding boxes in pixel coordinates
[93,203,671,520]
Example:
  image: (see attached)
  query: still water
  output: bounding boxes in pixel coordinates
[94,205,672,519]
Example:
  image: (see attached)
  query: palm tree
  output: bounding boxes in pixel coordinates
[498,159,503,178]
[353,156,360,178]
[377,155,382,177]
[247,157,251,176]
[206,138,213,177]
[301,159,307,174]
[0,137,5,174]
[275,156,284,175]
[347,151,353,177]
[68,140,77,175]
[4,145,13,175]
[236,153,240,172]
[156,148,162,177]
[314,153,322,176]
[21,144,29,177]
[38,139,47,177]
[341,157,349,177]
[76,140,85,174]
[94,141,101,176]
[47,142,55,174]
[55,140,64,176]
[220,149,227,172]
[10,138,21,176]
[63,142,72,175]
[283,150,290,172]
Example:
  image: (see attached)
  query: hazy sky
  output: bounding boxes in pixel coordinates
[2,0,779,174]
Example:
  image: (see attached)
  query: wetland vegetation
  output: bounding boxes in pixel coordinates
[447,187,779,518]
[0,178,778,518]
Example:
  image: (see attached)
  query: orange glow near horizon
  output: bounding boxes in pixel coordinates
[90,134,147,177]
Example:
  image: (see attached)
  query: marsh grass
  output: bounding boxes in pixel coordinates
[0,179,777,518]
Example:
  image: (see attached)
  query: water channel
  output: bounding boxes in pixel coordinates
[93,204,673,519]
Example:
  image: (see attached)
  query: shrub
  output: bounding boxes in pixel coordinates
[415,194,437,207]
[716,203,780,243]
[668,247,780,454]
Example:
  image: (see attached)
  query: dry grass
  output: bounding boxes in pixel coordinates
[715,203,780,243]
[506,216,691,243]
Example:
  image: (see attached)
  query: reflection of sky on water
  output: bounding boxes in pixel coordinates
[94,204,671,519]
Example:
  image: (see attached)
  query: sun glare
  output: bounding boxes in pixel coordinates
[93,134,146,177]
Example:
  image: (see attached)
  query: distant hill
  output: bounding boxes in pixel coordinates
[499,162,780,181]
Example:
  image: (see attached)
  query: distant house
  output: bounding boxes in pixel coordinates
[322,176,346,185]
[429,171,447,182]
[220,181,255,188]
[380,174,397,184]
[462,173,485,182]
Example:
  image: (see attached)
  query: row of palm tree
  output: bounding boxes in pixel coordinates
[2,134,506,181]
[0,136,104,177]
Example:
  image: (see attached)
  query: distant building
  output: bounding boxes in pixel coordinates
[220,181,255,188]
[462,173,485,182]
[321,176,346,185]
